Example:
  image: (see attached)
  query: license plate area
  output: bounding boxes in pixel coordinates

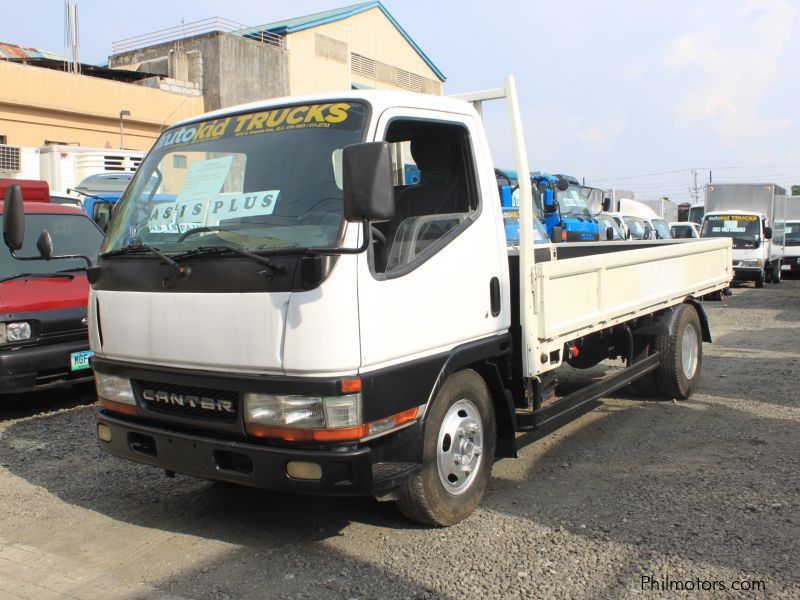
[70,350,94,371]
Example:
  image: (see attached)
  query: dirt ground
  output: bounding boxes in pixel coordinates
[0,277,798,599]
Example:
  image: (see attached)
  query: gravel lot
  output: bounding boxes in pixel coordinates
[1,278,798,599]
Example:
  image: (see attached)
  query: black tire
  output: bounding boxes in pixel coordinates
[772,262,781,284]
[396,369,496,526]
[652,304,703,400]
[755,272,765,288]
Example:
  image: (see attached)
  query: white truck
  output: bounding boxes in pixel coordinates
[780,196,800,274]
[8,79,731,525]
[39,145,144,196]
[701,183,786,287]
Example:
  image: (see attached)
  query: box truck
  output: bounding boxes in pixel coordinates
[701,183,786,287]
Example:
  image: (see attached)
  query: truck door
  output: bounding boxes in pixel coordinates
[356,109,508,380]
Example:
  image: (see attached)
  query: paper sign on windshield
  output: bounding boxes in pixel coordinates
[148,189,280,234]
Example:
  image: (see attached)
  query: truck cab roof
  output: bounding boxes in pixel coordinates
[0,201,87,215]
[172,89,477,129]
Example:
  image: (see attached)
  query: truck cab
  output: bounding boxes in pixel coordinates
[701,210,774,287]
[535,174,600,242]
[783,220,800,273]
[0,181,103,393]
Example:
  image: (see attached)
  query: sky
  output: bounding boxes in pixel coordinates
[4,0,800,201]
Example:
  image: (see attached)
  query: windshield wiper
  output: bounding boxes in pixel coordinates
[171,246,286,277]
[0,272,75,283]
[101,241,189,280]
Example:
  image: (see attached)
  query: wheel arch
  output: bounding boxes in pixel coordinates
[421,335,517,459]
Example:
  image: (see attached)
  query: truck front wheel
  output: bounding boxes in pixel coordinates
[396,369,496,526]
[755,271,765,288]
[652,304,703,400]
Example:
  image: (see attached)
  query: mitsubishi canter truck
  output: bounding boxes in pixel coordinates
[7,78,732,525]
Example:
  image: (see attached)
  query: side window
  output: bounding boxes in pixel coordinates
[373,120,478,274]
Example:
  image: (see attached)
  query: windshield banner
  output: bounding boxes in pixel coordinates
[153,103,359,152]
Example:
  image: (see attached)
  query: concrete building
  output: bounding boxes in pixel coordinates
[109,2,445,112]
[0,47,203,152]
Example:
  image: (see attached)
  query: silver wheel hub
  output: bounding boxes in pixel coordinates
[437,399,483,495]
[681,323,699,379]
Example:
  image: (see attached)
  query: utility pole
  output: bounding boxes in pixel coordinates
[689,169,700,203]
[709,170,712,183]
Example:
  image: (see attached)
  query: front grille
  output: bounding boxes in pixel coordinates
[134,380,239,421]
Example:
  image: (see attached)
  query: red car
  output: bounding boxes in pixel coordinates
[1,181,103,393]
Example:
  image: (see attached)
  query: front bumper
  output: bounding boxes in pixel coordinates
[782,256,800,271]
[96,410,421,496]
[733,266,762,281]
[0,339,93,394]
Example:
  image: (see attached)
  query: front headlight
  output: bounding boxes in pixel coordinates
[244,393,361,429]
[0,322,32,344]
[95,372,135,406]
[739,259,763,268]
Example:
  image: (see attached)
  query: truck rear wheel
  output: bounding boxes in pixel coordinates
[396,369,495,526]
[652,304,703,400]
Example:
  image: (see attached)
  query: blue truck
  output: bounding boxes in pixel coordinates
[495,169,603,242]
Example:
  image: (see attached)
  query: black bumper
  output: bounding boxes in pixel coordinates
[733,267,762,281]
[95,410,421,496]
[0,339,93,394]
[783,256,800,271]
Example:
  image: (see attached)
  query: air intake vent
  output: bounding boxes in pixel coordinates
[0,145,21,173]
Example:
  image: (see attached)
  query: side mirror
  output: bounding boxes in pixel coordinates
[643,225,652,239]
[764,226,773,240]
[551,225,563,243]
[3,184,25,251]
[602,197,611,212]
[342,142,394,222]
[606,226,614,240]
[36,230,53,259]
[556,178,569,191]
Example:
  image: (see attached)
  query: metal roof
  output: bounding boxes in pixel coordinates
[0,42,64,61]
[237,1,445,82]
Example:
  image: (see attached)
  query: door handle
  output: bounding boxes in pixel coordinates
[490,277,501,317]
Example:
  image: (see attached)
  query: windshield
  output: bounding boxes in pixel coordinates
[653,219,671,239]
[689,206,704,224]
[701,214,762,248]
[0,213,103,276]
[785,222,800,246]
[598,216,622,239]
[555,186,592,217]
[671,224,696,239]
[623,216,647,239]
[103,102,367,255]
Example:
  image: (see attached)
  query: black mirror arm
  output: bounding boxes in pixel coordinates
[304,219,371,256]
[8,249,93,268]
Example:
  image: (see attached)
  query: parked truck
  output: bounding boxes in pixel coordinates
[22,79,732,525]
[779,195,800,274]
[0,180,103,393]
[496,170,602,242]
[701,183,786,287]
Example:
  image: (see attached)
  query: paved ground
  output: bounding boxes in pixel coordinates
[0,276,798,599]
